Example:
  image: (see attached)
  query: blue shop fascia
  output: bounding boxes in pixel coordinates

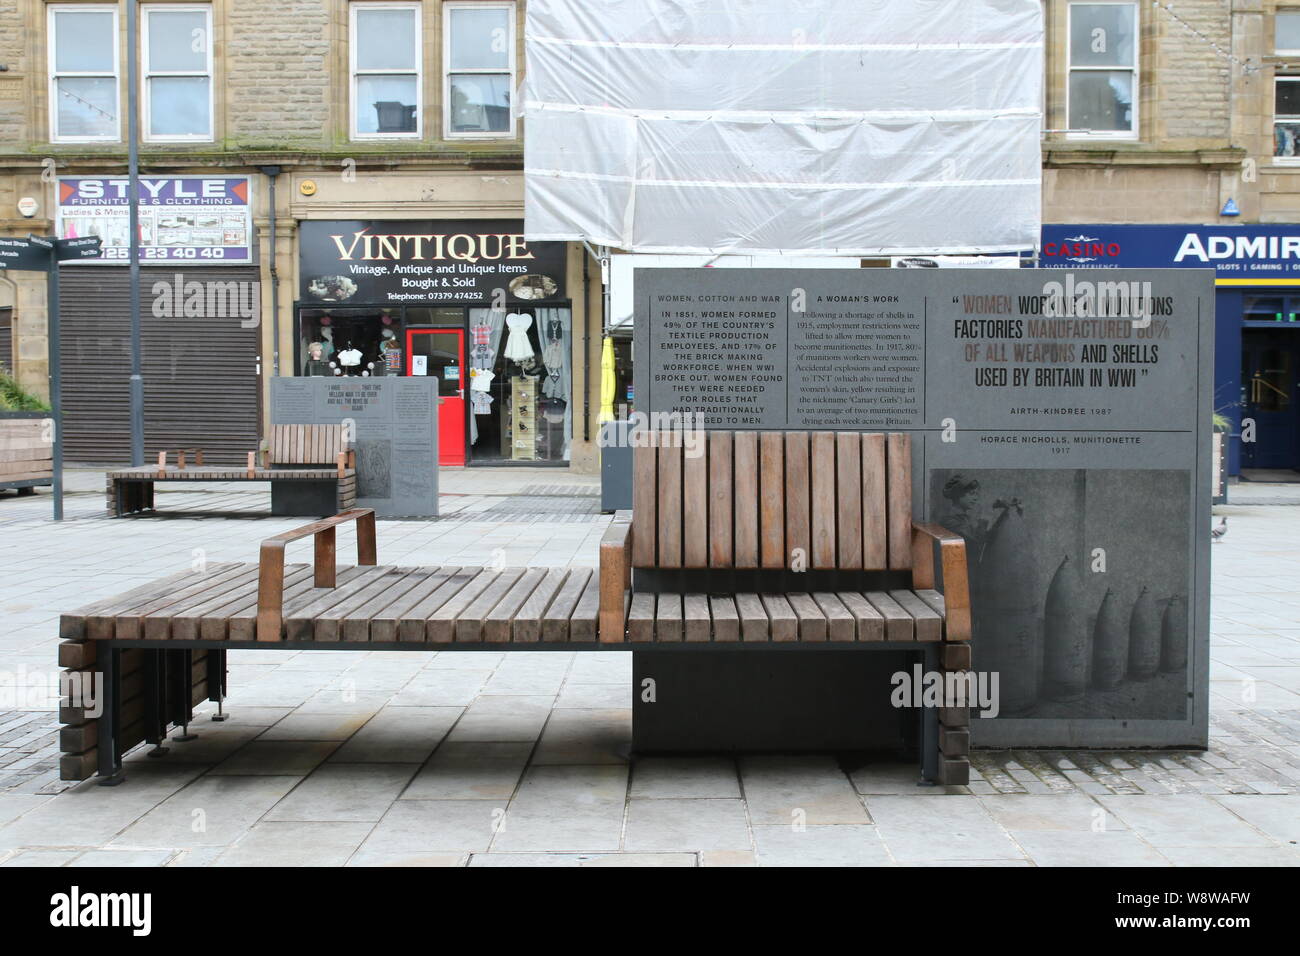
[1042,224,1300,475]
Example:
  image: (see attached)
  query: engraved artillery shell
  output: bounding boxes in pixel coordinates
[974,499,1038,715]
[1042,555,1087,702]
[1160,593,1188,673]
[1126,586,1160,681]
[1091,588,1126,690]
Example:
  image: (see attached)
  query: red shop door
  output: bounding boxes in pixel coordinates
[406,328,466,466]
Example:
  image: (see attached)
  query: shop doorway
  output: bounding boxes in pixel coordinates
[1241,329,1300,473]
[407,328,466,466]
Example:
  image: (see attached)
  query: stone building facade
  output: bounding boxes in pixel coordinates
[1,1,1299,471]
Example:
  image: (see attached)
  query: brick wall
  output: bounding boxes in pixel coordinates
[1150,0,1234,146]
[226,0,334,146]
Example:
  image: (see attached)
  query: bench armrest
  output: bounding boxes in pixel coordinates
[599,519,632,643]
[256,508,377,641]
[911,522,971,641]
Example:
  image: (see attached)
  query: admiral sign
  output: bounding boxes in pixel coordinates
[1041,224,1300,282]
[56,176,254,264]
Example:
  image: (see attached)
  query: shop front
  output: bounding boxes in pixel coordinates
[1042,224,1300,477]
[296,220,573,466]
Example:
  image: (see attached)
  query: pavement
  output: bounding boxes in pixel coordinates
[0,470,1295,867]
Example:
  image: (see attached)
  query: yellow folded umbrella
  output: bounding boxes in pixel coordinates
[599,336,617,423]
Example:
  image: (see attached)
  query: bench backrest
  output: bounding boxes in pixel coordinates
[268,424,351,467]
[632,430,912,571]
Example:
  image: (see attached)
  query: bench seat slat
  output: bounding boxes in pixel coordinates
[483,568,549,643]
[888,589,944,643]
[864,590,914,641]
[282,567,392,641]
[398,568,482,642]
[541,568,593,642]
[654,593,683,642]
[836,591,885,642]
[734,592,768,642]
[455,569,527,643]
[811,592,856,642]
[173,567,309,641]
[230,566,368,641]
[568,571,602,643]
[786,592,828,642]
[426,570,502,643]
[708,594,740,642]
[627,591,656,643]
[367,568,452,642]
[512,568,572,643]
[112,565,256,640]
[63,568,226,639]
[340,570,432,642]
[759,593,797,642]
[683,593,711,642]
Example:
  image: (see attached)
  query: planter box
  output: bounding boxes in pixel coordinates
[0,412,54,492]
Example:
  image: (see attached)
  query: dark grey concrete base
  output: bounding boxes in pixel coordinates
[632,649,920,753]
[271,479,337,517]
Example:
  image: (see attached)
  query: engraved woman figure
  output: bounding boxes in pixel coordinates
[938,474,989,557]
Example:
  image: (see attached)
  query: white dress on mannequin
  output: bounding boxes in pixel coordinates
[503,313,535,362]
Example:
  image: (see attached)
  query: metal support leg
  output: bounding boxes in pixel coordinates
[172,649,198,741]
[97,647,125,785]
[207,648,228,721]
[144,649,169,758]
[919,644,939,785]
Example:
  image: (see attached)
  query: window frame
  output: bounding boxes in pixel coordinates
[48,3,121,143]
[1276,9,1300,55]
[442,0,517,141]
[141,3,215,144]
[1273,75,1300,165]
[1065,1,1139,141]
[349,0,423,141]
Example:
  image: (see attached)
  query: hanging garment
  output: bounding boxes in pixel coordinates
[470,368,495,392]
[471,343,495,371]
[542,338,565,398]
[471,391,494,415]
[471,323,493,346]
[503,313,535,362]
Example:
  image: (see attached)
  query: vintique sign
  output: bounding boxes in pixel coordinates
[298,220,567,305]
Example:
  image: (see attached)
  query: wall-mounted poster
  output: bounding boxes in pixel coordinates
[634,267,1214,749]
[56,176,253,264]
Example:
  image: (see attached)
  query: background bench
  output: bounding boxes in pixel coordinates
[106,424,357,518]
[0,414,53,497]
[61,431,972,785]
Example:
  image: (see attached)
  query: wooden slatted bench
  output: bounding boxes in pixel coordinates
[596,430,973,784]
[106,424,357,518]
[0,414,54,497]
[60,430,973,786]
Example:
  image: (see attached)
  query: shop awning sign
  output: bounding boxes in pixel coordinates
[56,176,253,265]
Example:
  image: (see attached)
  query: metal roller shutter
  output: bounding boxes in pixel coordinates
[58,266,261,465]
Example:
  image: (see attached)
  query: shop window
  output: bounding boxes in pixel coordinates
[444,1,515,138]
[299,309,401,377]
[351,2,421,138]
[49,5,120,142]
[466,307,571,462]
[1067,3,1137,138]
[1244,295,1300,323]
[143,5,214,142]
